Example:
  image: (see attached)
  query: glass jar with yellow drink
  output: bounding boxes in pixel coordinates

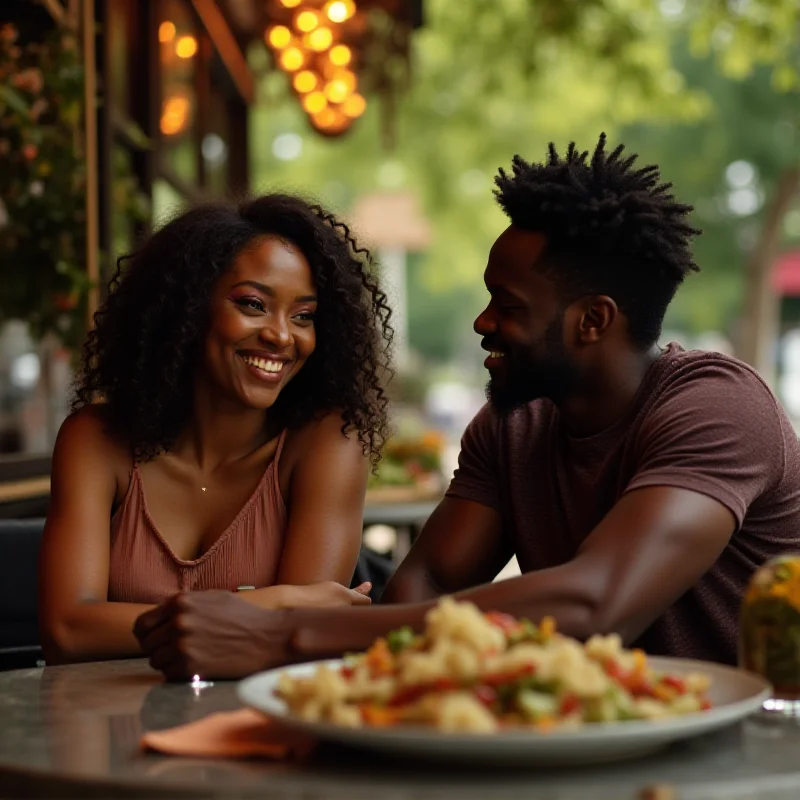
[740,555,800,715]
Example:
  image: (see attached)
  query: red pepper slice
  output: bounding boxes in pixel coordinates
[387,678,458,707]
[482,664,536,686]
[473,685,498,708]
[485,611,522,635]
[559,694,581,715]
[661,675,687,695]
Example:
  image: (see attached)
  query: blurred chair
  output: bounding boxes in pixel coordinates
[0,517,44,670]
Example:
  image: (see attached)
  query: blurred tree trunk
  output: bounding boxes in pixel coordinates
[739,167,800,384]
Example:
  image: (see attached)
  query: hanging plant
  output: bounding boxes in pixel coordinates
[0,22,89,350]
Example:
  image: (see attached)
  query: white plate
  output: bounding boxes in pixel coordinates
[237,656,771,767]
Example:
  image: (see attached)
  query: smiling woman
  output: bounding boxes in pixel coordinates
[37,194,393,665]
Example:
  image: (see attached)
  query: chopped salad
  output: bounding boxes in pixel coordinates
[276,598,712,733]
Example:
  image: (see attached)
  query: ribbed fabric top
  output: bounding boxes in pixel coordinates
[108,431,288,604]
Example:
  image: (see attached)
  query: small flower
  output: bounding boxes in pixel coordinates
[0,24,18,45]
[37,161,52,177]
[29,181,44,197]
[11,68,44,94]
[22,143,38,160]
[29,98,48,121]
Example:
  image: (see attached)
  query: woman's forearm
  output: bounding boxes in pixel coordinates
[41,601,155,664]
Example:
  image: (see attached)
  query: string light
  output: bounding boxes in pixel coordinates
[293,70,319,93]
[295,10,320,33]
[158,21,176,43]
[302,91,328,114]
[279,47,305,71]
[324,1,356,24]
[305,27,333,52]
[329,44,352,66]
[324,78,352,103]
[342,93,366,118]
[175,35,197,58]
[267,25,292,49]
[279,0,302,7]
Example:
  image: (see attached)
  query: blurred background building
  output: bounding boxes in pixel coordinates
[1,0,799,529]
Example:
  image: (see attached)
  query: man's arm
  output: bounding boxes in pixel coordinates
[136,484,735,679]
[381,497,513,603]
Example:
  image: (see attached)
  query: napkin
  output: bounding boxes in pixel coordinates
[141,708,314,759]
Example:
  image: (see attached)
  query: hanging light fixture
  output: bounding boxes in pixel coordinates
[263,0,419,139]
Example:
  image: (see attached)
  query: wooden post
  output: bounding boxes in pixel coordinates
[81,0,100,328]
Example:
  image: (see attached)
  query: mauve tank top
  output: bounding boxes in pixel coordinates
[107,431,288,604]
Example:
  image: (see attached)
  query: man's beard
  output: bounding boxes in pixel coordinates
[486,316,579,413]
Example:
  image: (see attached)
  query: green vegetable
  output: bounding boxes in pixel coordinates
[386,626,416,653]
[516,690,557,721]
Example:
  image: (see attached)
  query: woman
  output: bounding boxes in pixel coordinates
[39,194,393,664]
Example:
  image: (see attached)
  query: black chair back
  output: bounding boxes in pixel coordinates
[0,518,45,670]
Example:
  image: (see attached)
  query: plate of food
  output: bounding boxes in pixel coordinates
[237,599,770,766]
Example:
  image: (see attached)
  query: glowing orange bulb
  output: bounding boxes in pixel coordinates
[313,108,337,128]
[293,70,318,93]
[324,79,351,103]
[324,0,356,23]
[302,91,328,114]
[279,47,305,71]
[175,35,198,58]
[295,10,320,33]
[305,27,333,52]
[342,92,366,118]
[160,96,190,135]
[329,44,351,66]
[279,0,302,7]
[267,25,292,49]
[334,69,356,92]
[159,21,176,43]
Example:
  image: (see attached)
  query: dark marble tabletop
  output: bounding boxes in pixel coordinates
[1,659,800,799]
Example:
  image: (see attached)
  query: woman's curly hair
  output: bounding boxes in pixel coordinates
[72,194,393,467]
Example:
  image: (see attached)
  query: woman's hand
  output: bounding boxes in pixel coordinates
[240,581,372,611]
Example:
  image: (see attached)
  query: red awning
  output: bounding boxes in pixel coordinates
[773,251,800,296]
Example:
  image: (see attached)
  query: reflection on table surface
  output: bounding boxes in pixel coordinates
[1,659,800,800]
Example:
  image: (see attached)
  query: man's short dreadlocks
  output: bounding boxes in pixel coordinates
[494,133,701,349]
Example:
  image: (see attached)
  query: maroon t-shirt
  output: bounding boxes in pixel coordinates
[446,343,800,664]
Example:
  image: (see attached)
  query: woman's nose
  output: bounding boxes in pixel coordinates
[259,316,291,347]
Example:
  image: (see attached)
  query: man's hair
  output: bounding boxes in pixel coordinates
[494,133,701,349]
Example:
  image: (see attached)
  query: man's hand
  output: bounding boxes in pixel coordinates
[133,591,296,680]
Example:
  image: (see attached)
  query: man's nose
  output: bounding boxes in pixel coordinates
[474,307,496,335]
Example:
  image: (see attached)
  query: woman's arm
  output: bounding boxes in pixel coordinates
[237,412,370,611]
[38,409,154,664]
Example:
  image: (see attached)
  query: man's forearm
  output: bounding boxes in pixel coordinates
[288,565,600,661]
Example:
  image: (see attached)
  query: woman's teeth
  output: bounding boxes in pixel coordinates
[490,351,505,359]
[242,355,284,374]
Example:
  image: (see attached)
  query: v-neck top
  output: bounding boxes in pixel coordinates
[107,431,288,604]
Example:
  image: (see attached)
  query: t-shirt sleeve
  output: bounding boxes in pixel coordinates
[445,403,502,511]
[625,358,788,529]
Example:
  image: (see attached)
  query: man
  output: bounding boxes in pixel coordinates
[135,134,800,679]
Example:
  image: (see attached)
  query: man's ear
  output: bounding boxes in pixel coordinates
[572,295,618,343]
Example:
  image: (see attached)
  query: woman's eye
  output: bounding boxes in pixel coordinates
[236,297,265,312]
[294,311,316,324]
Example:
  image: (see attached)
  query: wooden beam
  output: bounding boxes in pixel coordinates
[191,0,255,105]
[81,0,100,327]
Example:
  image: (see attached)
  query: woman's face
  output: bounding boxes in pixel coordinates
[201,235,317,409]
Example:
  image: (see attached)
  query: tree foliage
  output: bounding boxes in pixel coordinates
[249,0,800,364]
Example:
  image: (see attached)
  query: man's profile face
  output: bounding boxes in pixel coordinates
[474,227,580,412]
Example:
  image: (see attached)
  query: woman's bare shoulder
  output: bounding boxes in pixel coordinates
[55,405,131,469]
